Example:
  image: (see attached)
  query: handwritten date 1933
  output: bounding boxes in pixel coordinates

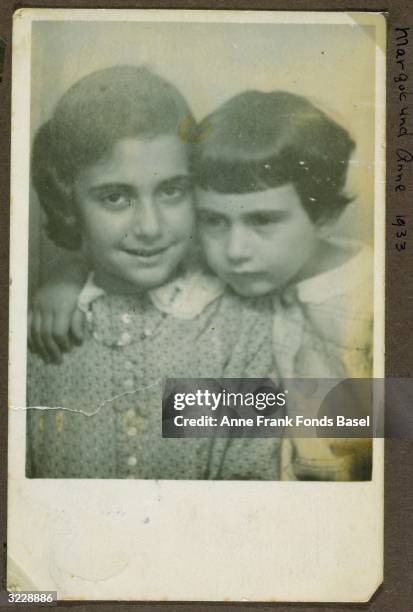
[392,215,407,251]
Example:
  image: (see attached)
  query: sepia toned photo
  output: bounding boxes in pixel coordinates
[8,9,384,601]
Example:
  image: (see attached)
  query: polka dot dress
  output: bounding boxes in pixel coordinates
[26,290,281,480]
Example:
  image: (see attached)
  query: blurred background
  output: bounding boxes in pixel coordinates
[29,18,378,290]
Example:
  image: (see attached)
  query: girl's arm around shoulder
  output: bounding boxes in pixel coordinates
[29,251,89,364]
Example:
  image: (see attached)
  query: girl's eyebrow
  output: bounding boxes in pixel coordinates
[88,175,192,193]
[244,209,290,220]
[157,174,192,185]
[88,182,134,194]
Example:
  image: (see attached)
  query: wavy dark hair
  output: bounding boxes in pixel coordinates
[193,90,355,223]
[31,65,196,249]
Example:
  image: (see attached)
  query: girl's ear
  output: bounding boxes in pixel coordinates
[316,222,329,239]
[61,210,82,247]
[315,215,336,239]
[63,214,77,227]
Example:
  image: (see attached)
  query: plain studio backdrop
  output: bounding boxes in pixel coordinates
[29,18,377,291]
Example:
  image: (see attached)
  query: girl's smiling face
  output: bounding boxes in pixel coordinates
[73,135,194,293]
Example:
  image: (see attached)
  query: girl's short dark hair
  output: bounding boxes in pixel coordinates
[32,65,195,249]
[193,90,356,223]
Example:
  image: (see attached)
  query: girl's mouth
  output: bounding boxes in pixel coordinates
[227,269,260,278]
[122,245,170,257]
[119,244,177,267]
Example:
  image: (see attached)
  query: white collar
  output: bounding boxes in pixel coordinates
[287,239,372,305]
[77,265,226,320]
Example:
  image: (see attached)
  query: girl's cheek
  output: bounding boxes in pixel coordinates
[201,237,218,258]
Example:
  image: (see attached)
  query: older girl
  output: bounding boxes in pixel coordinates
[27,66,278,480]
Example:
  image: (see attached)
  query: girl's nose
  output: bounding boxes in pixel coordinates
[226,225,251,263]
[132,198,162,240]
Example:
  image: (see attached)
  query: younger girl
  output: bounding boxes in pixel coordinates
[26,66,278,480]
[192,90,373,480]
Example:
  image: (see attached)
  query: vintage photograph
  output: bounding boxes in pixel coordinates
[24,13,378,482]
[8,9,384,600]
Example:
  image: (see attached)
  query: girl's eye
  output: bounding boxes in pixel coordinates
[198,212,227,229]
[249,214,280,228]
[159,186,185,200]
[99,192,131,209]
[157,179,191,203]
